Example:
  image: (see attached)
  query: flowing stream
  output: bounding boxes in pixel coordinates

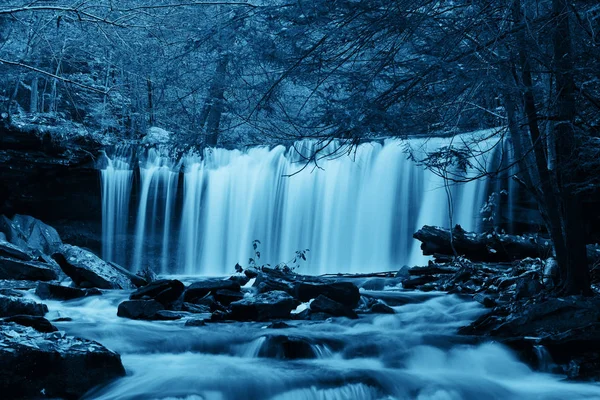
[100,131,515,275]
[35,285,600,400]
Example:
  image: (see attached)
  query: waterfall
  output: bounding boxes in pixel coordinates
[100,147,133,266]
[100,132,508,275]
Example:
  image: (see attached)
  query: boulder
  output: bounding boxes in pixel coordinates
[295,281,360,308]
[214,289,244,305]
[182,302,211,314]
[35,282,101,301]
[0,279,38,290]
[267,321,292,329]
[0,295,47,317]
[185,318,207,327]
[0,322,125,399]
[310,295,358,319]
[292,309,333,321]
[230,291,298,321]
[370,301,395,314]
[0,256,58,281]
[2,315,57,333]
[254,271,295,295]
[0,214,63,255]
[117,300,164,320]
[130,279,184,306]
[0,240,32,261]
[53,244,135,289]
[259,335,317,359]
[183,279,240,303]
[155,310,187,320]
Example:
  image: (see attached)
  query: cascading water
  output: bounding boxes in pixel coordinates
[100,147,133,266]
[100,131,508,275]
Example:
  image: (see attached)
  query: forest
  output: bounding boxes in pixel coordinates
[0,0,600,399]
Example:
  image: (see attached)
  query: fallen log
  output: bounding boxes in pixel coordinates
[413,225,553,262]
[413,225,600,264]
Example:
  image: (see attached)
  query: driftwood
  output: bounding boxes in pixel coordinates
[413,225,600,264]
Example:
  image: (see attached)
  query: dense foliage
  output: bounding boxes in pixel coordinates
[1,0,600,293]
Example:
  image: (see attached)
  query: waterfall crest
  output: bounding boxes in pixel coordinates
[100,132,507,275]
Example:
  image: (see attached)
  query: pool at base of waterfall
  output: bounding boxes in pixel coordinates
[38,287,600,400]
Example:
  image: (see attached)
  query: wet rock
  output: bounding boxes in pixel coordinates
[36,281,101,300]
[244,268,259,279]
[183,279,240,303]
[292,309,333,321]
[185,318,207,327]
[210,310,230,321]
[395,265,410,279]
[52,244,135,289]
[254,272,295,295]
[2,315,57,333]
[0,214,63,255]
[359,278,387,291]
[182,302,211,314]
[295,281,360,308]
[473,293,497,308]
[370,301,395,314]
[214,289,244,305]
[155,310,187,320]
[267,321,291,329]
[130,279,185,306]
[228,273,250,287]
[259,335,316,359]
[230,291,298,321]
[0,256,58,281]
[0,239,32,261]
[117,300,164,320]
[0,289,23,297]
[515,274,543,300]
[136,266,158,285]
[0,294,47,317]
[0,279,37,290]
[310,295,358,319]
[0,322,125,399]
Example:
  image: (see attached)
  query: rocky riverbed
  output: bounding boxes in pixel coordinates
[0,214,600,398]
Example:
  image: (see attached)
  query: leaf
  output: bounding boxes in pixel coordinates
[256,251,261,259]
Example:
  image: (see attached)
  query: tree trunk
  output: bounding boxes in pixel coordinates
[30,76,38,114]
[510,0,592,295]
[551,0,591,294]
[201,54,229,147]
[146,77,154,126]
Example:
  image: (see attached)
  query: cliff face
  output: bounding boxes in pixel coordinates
[0,123,103,253]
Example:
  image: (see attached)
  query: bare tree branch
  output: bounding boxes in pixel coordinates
[0,58,109,95]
